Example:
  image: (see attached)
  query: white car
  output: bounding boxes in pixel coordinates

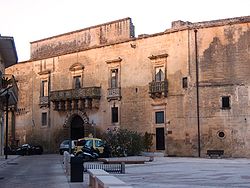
[59,140,76,155]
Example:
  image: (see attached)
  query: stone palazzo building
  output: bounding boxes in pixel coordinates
[6,16,250,157]
[0,35,18,155]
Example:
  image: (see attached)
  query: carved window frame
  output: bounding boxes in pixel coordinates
[106,57,122,89]
[39,71,50,97]
[69,63,84,89]
[148,53,168,82]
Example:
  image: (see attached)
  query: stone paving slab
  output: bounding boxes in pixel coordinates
[2,155,250,188]
[114,157,250,188]
[0,155,20,167]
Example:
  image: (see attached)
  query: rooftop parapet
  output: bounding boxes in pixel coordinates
[30,17,134,60]
[169,15,250,31]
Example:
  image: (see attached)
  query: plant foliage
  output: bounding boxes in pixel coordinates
[101,128,152,157]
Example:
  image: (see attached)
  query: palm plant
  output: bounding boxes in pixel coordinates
[1,76,11,89]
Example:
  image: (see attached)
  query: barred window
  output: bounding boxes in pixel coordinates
[42,112,47,126]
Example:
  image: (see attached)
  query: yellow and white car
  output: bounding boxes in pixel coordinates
[74,137,105,156]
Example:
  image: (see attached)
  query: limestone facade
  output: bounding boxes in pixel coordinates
[0,35,18,155]
[6,16,250,157]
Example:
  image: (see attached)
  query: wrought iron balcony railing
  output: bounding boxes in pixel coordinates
[50,86,101,101]
[149,80,168,98]
[107,87,121,101]
[39,96,49,106]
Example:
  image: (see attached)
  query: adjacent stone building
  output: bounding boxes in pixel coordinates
[0,35,18,155]
[6,16,250,157]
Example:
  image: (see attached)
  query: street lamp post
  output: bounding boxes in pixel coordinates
[5,92,10,160]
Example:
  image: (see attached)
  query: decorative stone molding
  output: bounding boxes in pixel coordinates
[63,110,89,128]
[105,57,122,64]
[38,70,51,75]
[69,63,85,72]
[148,53,168,60]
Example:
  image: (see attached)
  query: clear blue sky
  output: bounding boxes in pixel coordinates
[1,0,250,62]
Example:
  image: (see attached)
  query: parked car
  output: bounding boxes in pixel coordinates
[16,144,43,155]
[77,145,99,161]
[74,137,108,157]
[4,145,17,155]
[59,139,76,155]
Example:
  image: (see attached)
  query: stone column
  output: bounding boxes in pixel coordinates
[79,99,85,110]
[66,100,72,111]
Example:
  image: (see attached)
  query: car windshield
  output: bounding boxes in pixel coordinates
[95,140,104,147]
[77,140,86,146]
[85,140,93,148]
[62,140,69,145]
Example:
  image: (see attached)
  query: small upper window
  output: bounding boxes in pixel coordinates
[155,67,165,82]
[74,76,81,89]
[41,80,48,97]
[182,77,188,88]
[155,111,164,124]
[111,69,118,88]
[222,96,230,109]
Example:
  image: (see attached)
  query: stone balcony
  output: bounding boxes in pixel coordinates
[107,87,121,101]
[0,74,18,107]
[39,96,49,107]
[50,87,101,111]
[149,80,168,98]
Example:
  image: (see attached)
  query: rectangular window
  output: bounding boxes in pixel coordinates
[155,111,164,124]
[155,66,165,82]
[41,80,48,97]
[41,112,47,126]
[111,107,118,123]
[111,69,118,88]
[182,77,188,88]
[222,96,230,109]
[74,76,81,89]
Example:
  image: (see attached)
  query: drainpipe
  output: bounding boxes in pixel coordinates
[194,29,201,157]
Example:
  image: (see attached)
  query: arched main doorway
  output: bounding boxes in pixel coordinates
[70,115,85,140]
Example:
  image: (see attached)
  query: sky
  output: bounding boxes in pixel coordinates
[1,0,250,62]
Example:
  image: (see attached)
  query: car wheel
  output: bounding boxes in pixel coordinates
[60,150,63,155]
[84,155,91,161]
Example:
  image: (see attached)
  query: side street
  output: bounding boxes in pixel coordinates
[1,154,250,188]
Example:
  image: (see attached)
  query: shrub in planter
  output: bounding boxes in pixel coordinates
[101,128,144,157]
[143,132,153,152]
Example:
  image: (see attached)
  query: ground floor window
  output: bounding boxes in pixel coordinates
[41,112,47,126]
[111,107,118,123]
